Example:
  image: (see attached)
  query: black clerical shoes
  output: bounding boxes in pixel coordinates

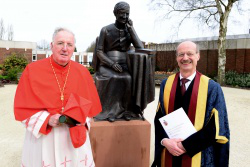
[108,117,115,122]
[124,114,131,121]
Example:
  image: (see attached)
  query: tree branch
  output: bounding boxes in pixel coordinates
[218,0,226,8]
[215,0,223,16]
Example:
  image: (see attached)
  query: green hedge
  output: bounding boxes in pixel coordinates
[87,66,95,74]
[225,71,250,88]
[2,53,28,72]
[0,75,8,80]
[0,53,28,82]
[6,67,23,81]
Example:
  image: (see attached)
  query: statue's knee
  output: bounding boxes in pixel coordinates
[112,74,120,79]
[125,75,132,81]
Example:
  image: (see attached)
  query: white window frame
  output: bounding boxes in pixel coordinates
[32,54,37,62]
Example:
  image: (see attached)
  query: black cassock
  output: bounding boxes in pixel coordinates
[92,23,155,121]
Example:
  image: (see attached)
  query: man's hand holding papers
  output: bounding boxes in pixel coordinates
[159,108,197,156]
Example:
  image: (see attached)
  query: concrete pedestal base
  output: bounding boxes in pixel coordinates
[89,120,151,167]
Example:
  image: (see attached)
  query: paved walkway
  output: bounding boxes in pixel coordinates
[0,84,250,167]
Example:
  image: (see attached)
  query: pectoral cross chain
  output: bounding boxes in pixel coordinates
[61,93,64,112]
[61,93,64,101]
[50,57,71,115]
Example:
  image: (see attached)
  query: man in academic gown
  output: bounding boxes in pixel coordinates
[152,41,230,167]
[14,27,102,167]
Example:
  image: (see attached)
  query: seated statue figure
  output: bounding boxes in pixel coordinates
[92,2,144,122]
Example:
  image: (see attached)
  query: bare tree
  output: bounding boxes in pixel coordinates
[7,24,14,41]
[150,0,242,85]
[0,18,5,40]
[37,39,50,50]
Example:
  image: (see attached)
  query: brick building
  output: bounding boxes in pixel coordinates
[146,34,250,76]
[31,50,93,66]
[0,40,36,64]
[2,33,250,76]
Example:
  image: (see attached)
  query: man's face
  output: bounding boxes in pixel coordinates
[51,30,75,66]
[115,9,130,24]
[176,41,200,74]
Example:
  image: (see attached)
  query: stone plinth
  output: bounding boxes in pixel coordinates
[89,120,151,167]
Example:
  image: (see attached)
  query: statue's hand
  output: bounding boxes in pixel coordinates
[126,19,133,28]
[112,63,123,73]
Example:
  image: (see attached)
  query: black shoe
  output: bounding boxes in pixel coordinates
[124,115,131,121]
[108,117,115,122]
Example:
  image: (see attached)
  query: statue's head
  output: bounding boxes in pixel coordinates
[113,1,130,24]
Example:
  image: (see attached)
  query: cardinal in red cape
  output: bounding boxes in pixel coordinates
[14,27,102,167]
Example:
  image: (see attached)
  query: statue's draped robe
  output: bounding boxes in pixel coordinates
[94,23,143,120]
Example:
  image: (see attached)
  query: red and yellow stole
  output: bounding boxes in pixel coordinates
[161,71,209,167]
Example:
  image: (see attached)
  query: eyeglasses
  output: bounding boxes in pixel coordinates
[177,52,197,57]
[54,42,74,49]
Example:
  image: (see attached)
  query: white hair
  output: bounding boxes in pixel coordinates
[52,27,76,43]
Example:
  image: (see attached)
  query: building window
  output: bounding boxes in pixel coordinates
[71,53,76,61]
[87,52,93,67]
[46,51,52,58]
[32,54,37,62]
[79,53,84,65]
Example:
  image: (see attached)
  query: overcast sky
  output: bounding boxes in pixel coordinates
[0,0,249,51]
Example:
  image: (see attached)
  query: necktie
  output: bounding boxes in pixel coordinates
[181,78,189,96]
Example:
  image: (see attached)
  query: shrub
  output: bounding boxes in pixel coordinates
[6,67,22,81]
[155,65,160,71]
[87,66,95,74]
[3,53,28,72]
[1,53,28,81]
[207,72,218,82]
[225,71,250,88]
[0,75,8,80]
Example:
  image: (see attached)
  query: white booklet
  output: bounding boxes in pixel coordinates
[159,107,197,139]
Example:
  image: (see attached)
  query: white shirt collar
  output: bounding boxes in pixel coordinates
[179,71,196,90]
[179,71,196,82]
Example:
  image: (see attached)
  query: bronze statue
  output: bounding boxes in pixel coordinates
[92,1,155,122]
